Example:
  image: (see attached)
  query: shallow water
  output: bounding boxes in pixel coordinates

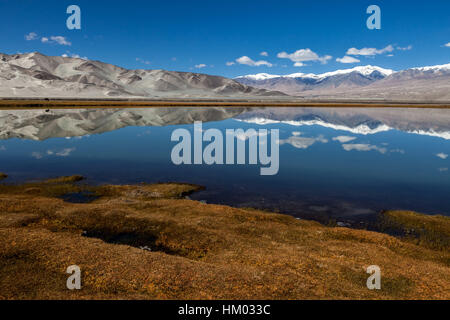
[1,106,449,224]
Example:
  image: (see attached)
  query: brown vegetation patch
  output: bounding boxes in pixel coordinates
[0,177,448,299]
[378,210,450,251]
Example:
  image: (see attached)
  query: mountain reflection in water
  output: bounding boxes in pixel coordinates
[0,107,449,225]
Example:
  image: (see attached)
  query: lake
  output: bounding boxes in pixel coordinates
[1,106,449,226]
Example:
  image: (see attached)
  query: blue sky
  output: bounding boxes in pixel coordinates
[1,0,449,77]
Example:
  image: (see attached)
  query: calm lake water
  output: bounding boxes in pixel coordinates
[1,107,449,225]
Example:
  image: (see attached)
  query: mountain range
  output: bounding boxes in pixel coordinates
[235,64,450,101]
[0,52,449,101]
[1,106,450,141]
[0,52,284,99]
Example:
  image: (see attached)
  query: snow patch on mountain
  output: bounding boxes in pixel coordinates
[236,65,394,81]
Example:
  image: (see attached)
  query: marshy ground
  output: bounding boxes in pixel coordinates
[0,175,448,299]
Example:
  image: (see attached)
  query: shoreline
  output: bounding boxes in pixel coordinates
[0,175,449,299]
[1,98,450,109]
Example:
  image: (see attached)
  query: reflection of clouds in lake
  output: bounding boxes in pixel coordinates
[332,136,357,143]
[439,167,448,172]
[390,148,405,154]
[278,134,328,149]
[235,130,268,141]
[436,153,448,160]
[342,143,387,154]
[0,145,5,151]
[137,130,151,137]
[66,135,90,140]
[54,148,76,157]
[31,152,43,159]
[32,148,76,159]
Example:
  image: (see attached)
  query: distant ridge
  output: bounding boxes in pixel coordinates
[235,64,450,101]
[235,65,394,81]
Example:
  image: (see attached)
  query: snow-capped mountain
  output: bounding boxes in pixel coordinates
[235,64,450,100]
[236,65,394,81]
[0,52,284,99]
[235,65,394,95]
[410,63,450,73]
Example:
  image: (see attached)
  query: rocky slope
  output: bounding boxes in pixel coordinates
[0,52,284,99]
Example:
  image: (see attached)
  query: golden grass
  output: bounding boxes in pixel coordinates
[378,210,450,251]
[0,177,449,300]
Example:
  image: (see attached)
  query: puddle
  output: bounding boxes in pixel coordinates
[61,191,99,203]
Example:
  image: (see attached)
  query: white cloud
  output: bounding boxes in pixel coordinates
[318,55,333,64]
[136,57,151,65]
[278,134,328,149]
[63,52,88,60]
[293,62,305,67]
[436,153,448,159]
[236,56,273,67]
[52,36,71,45]
[226,61,235,66]
[260,51,268,57]
[444,43,450,48]
[55,148,76,157]
[396,45,412,51]
[41,36,71,46]
[195,64,207,69]
[332,136,357,143]
[346,45,394,56]
[342,143,387,154]
[25,32,38,41]
[336,56,360,64]
[277,48,332,65]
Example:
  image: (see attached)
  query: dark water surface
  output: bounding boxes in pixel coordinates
[1,107,449,225]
